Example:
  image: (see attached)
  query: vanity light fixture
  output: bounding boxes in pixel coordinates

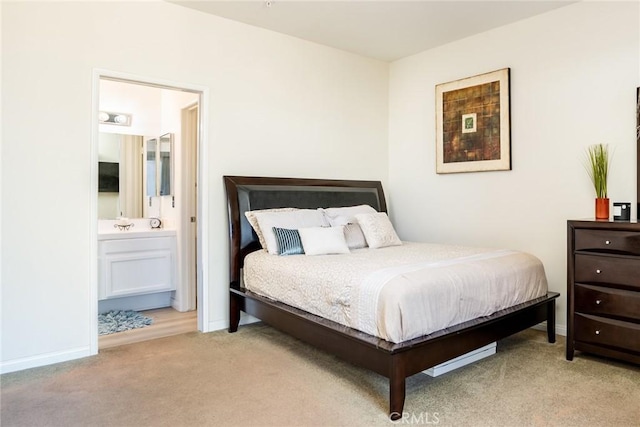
[99,111,132,126]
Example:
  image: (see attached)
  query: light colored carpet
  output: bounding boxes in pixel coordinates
[1,324,639,426]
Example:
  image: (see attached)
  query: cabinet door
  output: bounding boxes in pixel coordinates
[99,237,176,299]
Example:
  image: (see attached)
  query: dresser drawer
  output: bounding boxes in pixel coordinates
[574,313,640,353]
[574,229,640,255]
[575,284,640,321]
[575,254,640,290]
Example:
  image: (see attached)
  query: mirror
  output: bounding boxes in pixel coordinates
[146,138,157,197]
[98,132,173,219]
[159,133,173,196]
[98,133,143,219]
[145,133,174,197]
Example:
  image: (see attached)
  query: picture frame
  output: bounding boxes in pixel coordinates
[436,68,511,174]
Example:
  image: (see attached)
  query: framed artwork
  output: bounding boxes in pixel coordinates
[436,68,511,174]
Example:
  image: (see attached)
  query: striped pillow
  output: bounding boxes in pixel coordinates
[272,227,304,255]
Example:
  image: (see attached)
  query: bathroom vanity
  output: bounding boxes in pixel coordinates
[98,227,177,311]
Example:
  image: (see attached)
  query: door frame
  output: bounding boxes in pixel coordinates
[89,69,210,355]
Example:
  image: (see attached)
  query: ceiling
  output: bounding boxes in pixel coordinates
[170,1,575,62]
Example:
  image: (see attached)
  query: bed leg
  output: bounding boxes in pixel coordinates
[547,299,556,344]
[389,360,406,421]
[229,293,240,333]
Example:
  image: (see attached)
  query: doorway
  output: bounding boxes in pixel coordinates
[90,70,209,353]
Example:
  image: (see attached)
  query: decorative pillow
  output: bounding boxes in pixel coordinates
[245,208,297,250]
[355,212,402,249]
[320,204,377,225]
[272,227,304,255]
[298,226,350,256]
[342,223,367,249]
[253,209,329,254]
[320,205,376,249]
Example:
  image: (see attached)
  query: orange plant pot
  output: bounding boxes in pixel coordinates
[595,198,610,220]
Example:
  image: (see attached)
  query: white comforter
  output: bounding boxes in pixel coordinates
[243,242,548,343]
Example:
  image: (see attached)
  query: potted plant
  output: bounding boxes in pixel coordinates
[584,143,612,220]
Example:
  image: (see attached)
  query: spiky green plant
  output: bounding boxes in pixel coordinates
[584,144,611,199]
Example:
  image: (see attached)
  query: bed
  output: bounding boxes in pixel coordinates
[224,175,559,419]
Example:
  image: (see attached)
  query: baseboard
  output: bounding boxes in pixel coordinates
[208,313,260,333]
[98,292,173,313]
[0,346,92,375]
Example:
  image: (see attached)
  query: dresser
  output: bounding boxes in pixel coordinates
[567,220,640,364]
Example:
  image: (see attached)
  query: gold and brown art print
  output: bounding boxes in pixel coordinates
[436,68,511,173]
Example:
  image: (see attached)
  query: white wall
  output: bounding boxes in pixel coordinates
[99,80,162,137]
[388,1,640,334]
[1,1,388,371]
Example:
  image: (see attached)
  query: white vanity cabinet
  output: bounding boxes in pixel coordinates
[98,231,177,300]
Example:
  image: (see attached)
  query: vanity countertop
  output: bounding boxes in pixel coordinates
[98,228,176,240]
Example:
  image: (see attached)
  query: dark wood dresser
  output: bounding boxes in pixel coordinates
[567,220,640,364]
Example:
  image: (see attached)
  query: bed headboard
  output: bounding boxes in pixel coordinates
[223,176,387,288]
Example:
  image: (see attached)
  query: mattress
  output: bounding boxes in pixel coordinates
[243,242,548,343]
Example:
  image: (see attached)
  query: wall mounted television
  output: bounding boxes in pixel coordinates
[98,161,119,193]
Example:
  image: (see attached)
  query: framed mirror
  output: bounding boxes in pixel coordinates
[158,133,173,196]
[145,133,174,198]
[146,138,157,198]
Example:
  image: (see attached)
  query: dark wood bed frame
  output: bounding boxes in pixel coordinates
[224,175,559,420]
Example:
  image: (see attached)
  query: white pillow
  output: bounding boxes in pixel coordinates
[355,212,402,249]
[298,226,350,256]
[320,204,377,225]
[253,209,329,254]
[320,205,376,249]
[245,208,297,249]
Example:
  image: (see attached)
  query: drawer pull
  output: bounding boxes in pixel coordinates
[605,240,610,245]
[596,269,602,274]
[596,299,602,305]
[595,330,601,335]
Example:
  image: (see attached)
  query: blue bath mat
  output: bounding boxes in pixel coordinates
[98,310,153,336]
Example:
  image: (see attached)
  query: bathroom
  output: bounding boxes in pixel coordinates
[97,78,200,347]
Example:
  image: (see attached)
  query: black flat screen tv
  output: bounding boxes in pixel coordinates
[98,161,119,193]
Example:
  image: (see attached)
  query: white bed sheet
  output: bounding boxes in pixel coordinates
[243,242,548,343]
